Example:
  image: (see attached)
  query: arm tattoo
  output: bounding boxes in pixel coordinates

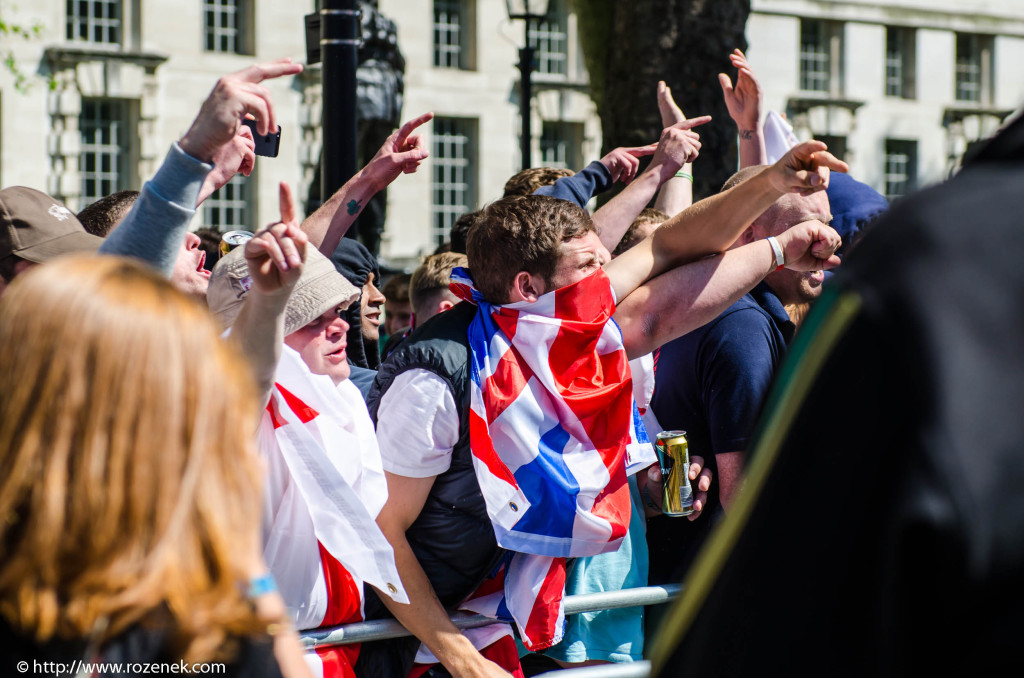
[739,129,756,141]
[346,199,363,216]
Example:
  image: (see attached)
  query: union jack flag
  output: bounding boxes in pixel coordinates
[448,267,652,649]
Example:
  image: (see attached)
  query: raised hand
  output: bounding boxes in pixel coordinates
[776,220,843,273]
[769,140,848,196]
[364,111,434,192]
[657,80,686,127]
[180,58,304,163]
[719,48,764,132]
[244,182,307,296]
[600,145,658,184]
[650,116,712,178]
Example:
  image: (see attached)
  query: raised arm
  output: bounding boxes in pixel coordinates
[592,117,710,253]
[229,182,306,406]
[720,49,767,168]
[653,80,694,217]
[536,145,654,209]
[304,112,433,255]
[614,217,842,358]
[100,59,303,275]
[604,140,848,303]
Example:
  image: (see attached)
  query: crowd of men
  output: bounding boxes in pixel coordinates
[6,43,1019,678]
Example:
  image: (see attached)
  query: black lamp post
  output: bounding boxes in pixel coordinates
[319,0,361,201]
[506,0,550,171]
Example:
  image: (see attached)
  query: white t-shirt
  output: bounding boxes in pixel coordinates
[376,369,459,477]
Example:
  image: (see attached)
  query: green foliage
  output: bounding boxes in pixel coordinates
[1,5,46,93]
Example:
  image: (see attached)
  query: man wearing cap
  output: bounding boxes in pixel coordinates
[0,186,102,296]
[206,185,408,677]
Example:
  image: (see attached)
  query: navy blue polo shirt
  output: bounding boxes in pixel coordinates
[646,282,793,584]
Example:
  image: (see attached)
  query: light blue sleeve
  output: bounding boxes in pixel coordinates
[98,143,212,277]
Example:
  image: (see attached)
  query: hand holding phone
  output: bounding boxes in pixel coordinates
[242,118,282,158]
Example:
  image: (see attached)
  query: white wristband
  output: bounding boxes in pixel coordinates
[766,236,785,271]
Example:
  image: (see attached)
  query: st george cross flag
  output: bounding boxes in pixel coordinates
[258,345,409,624]
[448,266,653,649]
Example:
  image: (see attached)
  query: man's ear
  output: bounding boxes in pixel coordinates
[438,299,455,313]
[738,226,757,246]
[510,271,545,303]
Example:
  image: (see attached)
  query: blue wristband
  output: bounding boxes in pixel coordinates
[248,573,278,599]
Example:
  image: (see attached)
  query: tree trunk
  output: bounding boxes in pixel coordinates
[574,0,751,201]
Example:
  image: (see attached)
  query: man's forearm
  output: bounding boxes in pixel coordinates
[653,161,693,217]
[616,239,775,359]
[652,168,782,269]
[377,533,497,677]
[738,127,767,169]
[592,168,664,252]
[301,168,378,255]
[230,290,289,408]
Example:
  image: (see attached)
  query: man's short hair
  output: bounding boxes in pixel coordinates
[467,195,594,304]
[613,207,669,256]
[449,209,481,254]
[411,251,467,317]
[721,165,767,193]
[381,272,412,304]
[77,190,140,237]
[503,167,575,198]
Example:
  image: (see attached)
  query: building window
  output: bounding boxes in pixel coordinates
[800,19,841,95]
[434,0,470,69]
[204,0,251,54]
[955,33,992,104]
[885,27,915,99]
[884,139,917,201]
[540,121,583,170]
[202,174,252,231]
[66,0,122,45]
[431,117,476,246]
[79,99,132,205]
[530,0,569,76]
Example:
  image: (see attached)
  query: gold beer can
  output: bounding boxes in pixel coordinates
[220,230,254,257]
[655,430,695,517]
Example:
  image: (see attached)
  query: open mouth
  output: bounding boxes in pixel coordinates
[197,251,211,278]
[326,345,347,363]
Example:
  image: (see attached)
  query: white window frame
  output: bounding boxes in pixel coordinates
[79,98,133,206]
[530,0,569,77]
[955,33,993,105]
[800,19,842,96]
[884,138,917,201]
[433,0,472,70]
[204,0,252,55]
[431,117,476,246]
[202,173,252,232]
[66,0,123,46]
[885,26,915,99]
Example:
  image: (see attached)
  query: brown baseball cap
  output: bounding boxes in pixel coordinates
[1,186,102,264]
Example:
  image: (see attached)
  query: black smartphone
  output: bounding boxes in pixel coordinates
[241,118,282,158]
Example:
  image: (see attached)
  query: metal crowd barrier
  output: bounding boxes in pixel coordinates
[536,662,652,678]
[299,583,681,652]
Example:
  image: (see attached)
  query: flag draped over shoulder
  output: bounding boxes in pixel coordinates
[259,346,409,615]
[447,266,653,650]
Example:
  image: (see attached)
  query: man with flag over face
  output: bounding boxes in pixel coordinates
[359,124,848,677]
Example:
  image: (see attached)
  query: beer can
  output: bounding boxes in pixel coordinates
[219,230,255,257]
[655,430,695,517]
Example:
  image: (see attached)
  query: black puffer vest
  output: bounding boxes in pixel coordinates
[367,302,505,605]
